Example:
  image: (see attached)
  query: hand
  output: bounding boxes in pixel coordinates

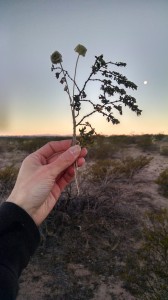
[7,140,87,226]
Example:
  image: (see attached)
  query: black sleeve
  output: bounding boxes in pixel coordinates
[0,202,40,300]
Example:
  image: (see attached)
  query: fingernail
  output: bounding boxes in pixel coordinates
[70,145,81,156]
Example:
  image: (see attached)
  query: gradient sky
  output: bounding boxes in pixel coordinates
[0,0,168,136]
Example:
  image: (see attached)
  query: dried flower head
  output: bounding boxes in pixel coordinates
[74,44,87,57]
[50,51,63,64]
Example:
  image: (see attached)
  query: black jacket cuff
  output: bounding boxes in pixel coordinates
[0,202,40,256]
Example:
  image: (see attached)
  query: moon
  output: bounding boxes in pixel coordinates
[144,80,148,85]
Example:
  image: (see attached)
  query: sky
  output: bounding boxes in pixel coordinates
[0,0,168,136]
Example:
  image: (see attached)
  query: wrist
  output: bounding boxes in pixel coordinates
[6,194,36,225]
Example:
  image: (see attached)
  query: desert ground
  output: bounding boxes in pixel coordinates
[0,134,168,300]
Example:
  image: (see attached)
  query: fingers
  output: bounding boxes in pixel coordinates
[51,158,85,197]
[48,145,81,178]
[35,140,87,163]
[47,147,87,164]
[80,147,87,158]
[52,171,74,196]
[35,140,72,160]
[77,157,85,167]
[58,157,85,190]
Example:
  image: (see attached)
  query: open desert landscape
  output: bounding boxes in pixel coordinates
[0,134,168,300]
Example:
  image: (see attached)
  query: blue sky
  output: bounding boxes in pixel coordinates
[0,0,168,136]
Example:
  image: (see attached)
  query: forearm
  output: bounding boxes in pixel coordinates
[0,202,40,299]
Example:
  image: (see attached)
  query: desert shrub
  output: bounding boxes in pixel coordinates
[88,155,152,185]
[0,145,3,153]
[17,138,48,153]
[0,137,15,153]
[136,134,156,151]
[87,142,118,160]
[154,133,166,141]
[0,138,7,152]
[96,143,118,159]
[0,165,18,192]
[40,191,139,269]
[160,146,168,156]
[94,134,106,144]
[88,159,114,184]
[123,209,168,299]
[16,136,72,153]
[112,155,153,179]
[108,135,137,146]
[155,168,168,197]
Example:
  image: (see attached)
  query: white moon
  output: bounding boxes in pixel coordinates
[144,80,148,85]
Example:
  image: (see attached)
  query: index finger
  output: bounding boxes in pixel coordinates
[35,140,72,159]
[47,147,87,164]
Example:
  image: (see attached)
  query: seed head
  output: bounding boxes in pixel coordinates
[50,51,63,64]
[74,44,87,57]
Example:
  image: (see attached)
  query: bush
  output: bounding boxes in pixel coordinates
[88,155,152,184]
[112,155,153,179]
[160,146,168,156]
[17,138,48,153]
[0,165,18,191]
[155,168,168,197]
[154,133,166,141]
[87,141,118,160]
[0,137,18,153]
[16,136,72,153]
[108,135,137,146]
[136,134,156,151]
[123,209,168,299]
[88,159,114,184]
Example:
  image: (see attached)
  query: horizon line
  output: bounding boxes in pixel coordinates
[0,133,167,138]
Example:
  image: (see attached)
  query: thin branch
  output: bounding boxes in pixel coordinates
[89,78,104,83]
[80,99,95,106]
[60,62,76,144]
[76,110,96,127]
[109,99,123,104]
[75,110,80,118]
[72,54,80,145]
[72,54,80,195]
[60,63,72,105]
[53,66,81,92]
[106,61,127,67]
[58,63,79,195]
[73,54,80,102]
[65,70,80,92]
[79,57,99,96]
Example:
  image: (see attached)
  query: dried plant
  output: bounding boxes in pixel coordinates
[155,167,168,197]
[50,44,142,193]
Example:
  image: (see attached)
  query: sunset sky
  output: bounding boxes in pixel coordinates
[0,0,168,136]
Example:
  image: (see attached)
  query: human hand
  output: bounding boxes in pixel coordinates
[7,140,87,226]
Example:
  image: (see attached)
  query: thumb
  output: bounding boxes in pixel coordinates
[49,145,81,177]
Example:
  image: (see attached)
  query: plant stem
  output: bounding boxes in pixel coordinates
[59,59,80,195]
[60,62,76,142]
[60,63,72,104]
[72,54,80,145]
[72,54,80,195]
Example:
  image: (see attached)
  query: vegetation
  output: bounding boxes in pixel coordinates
[0,135,168,299]
[0,165,18,193]
[123,209,168,299]
[51,45,141,146]
[136,134,156,151]
[112,155,153,179]
[16,136,68,153]
[155,168,168,197]
[160,146,168,156]
[154,133,165,141]
[88,155,153,184]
